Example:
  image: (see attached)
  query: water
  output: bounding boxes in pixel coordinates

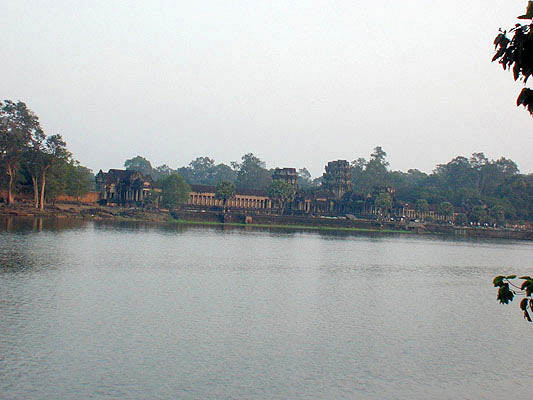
[0,217,532,399]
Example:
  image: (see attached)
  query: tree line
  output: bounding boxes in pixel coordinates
[2,100,532,223]
[0,100,94,208]
[124,146,533,223]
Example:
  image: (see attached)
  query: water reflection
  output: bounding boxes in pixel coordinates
[0,216,87,233]
[0,216,532,399]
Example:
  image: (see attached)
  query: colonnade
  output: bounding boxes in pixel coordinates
[189,192,272,209]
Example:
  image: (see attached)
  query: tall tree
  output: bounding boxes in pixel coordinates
[22,141,45,208]
[38,134,70,210]
[124,156,153,177]
[212,163,236,184]
[375,192,393,219]
[0,100,44,204]
[297,168,313,189]
[161,173,190,211]
[152,164,173,182]
[232,153,272,191]
[188,156,215,184]
[350,147,390,195]
[268,179,296,215]
[64,161,94,202]
[415,199,429,214]
[437,201,454,221]
[215,181,236,213]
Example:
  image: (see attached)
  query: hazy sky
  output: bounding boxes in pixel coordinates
[2,0,532,177]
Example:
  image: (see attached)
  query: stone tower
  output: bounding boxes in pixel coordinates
[272,168,298,189]
[322,160,352,200]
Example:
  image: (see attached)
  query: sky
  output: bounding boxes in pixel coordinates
[2,0,532,178]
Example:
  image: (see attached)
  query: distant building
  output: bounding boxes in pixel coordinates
[322,160,353,200]
[188,184,272,210]
[95,169,153,205]
[272,168,298,189]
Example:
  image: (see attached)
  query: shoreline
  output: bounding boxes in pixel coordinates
[169,218,411,234]
[1,203,532,240]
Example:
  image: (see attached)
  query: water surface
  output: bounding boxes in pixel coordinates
[1,217,532,399]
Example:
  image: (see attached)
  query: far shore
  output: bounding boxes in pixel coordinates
[1,202,532,241]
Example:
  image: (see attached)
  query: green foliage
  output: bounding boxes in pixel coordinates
[0,100,44,203]
[268,180,296,213]
[152,164,173,182]
[161,173,190,210]
[415,199,429,213]
[375,192,392,211]
[350,147,390,196]
[489,204,506,225]
[493,275,533,322]
[454,213,468,225]
[437,201,454,219]
[124,155,153,177]
[493,16,533,115]
[297,168,314,189]
[345,147,530,222]
[232,153,272,191]
[45,161,69,201]
[64,162,94,199]
[215,181,236,205]
[179,157,236,186]
[469,205,488,224]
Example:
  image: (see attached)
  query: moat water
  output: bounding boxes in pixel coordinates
[1,217,532,399]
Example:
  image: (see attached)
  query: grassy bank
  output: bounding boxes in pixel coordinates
[2,203,531,240]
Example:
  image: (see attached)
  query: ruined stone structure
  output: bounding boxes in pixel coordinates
[188,185,273,210]
[272,168,298,189]
[321,160,353,200]
[95,169,153,205]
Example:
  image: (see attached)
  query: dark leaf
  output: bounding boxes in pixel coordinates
[497,284,514,304]
[493,276,505,287]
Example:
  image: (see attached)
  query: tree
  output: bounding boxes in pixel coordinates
[415,199,429,214]
[232,153,272,191]
[364,147,390,192]
[178,157,236,186]
[124,156,152,177]
[22,141,45,208]
[455,213,468,225]
[160,173,190,211]
[0,100,44,204]
[469,205,488,224]
[375,192,392,219]
[64,162,94,202]
[493,5,533,114]
[188,156,215,184]
[297,168,313,189]
[215,181,236,213]
[493,275,533,322]
[38,134,70,210]
[268,180,296,215]
[492,4,533,323]
[437,201,454,221]
[152,164,173,182]
[212,163,236,184]
[489,204,506,225]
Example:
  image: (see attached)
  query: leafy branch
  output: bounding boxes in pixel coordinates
[492,8,533,114]
[493,275,533,322]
